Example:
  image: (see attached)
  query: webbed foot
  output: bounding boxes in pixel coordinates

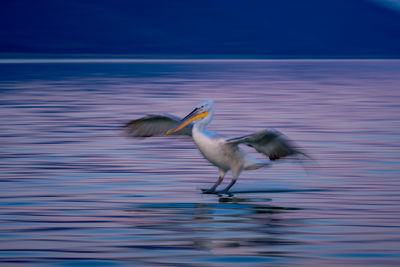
[219,189,233,196]
[201,188,219,194]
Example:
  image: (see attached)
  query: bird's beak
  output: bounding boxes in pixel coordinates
[166,108,208,135]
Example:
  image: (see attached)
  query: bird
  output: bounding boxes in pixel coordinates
[125,100,308,194]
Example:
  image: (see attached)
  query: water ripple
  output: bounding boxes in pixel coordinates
[0,60,400,266]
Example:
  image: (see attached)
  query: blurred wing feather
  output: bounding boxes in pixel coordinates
[226,129,306,161]
[124,114,192,137]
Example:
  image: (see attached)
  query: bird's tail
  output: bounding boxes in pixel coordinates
[244,156,270,170]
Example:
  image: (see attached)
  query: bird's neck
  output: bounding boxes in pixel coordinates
[194,121,207,132]
[193,112,213,132]
[192,120,217,144]
[193,113,218,140]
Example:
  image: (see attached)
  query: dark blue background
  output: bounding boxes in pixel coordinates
[1,0,400,57]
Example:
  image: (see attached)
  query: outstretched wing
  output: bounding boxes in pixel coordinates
[125,114,192,137]
[226,129,307,161]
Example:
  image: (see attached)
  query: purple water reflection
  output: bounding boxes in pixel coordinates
[0,60,400,266]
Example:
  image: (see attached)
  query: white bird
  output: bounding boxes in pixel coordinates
[125,100,308,194]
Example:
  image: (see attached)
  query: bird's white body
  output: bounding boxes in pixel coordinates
[192,125,266,172]
[193,128,236,171]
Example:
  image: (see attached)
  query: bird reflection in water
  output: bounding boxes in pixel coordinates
[127,195,303,259]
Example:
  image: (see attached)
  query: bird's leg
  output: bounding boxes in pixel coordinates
[221,168,241,194]
[221,177,236,194]
[202,169,226,194]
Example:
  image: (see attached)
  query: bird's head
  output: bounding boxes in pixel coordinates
[166,100,214,135]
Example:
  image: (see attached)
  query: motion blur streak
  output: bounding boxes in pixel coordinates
[0,60,400,266]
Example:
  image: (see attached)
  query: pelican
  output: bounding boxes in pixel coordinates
[125,100,308,193]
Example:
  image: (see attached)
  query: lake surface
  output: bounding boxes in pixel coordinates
[1,59,400,266]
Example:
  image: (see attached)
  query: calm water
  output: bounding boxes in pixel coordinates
[1,59,400,266]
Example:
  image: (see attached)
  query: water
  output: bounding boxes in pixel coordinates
[1,59,400,266]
